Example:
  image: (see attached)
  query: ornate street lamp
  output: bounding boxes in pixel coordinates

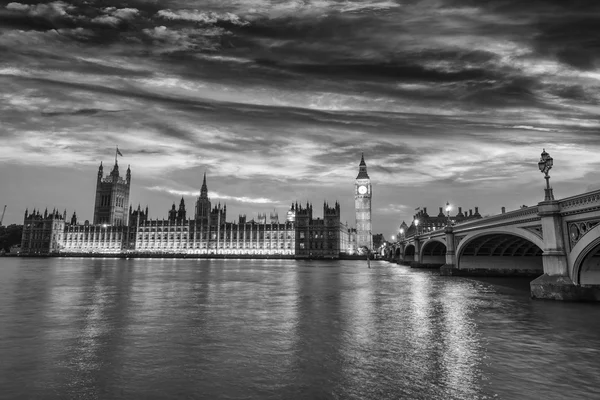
[391,235,395,242]
[414,219,420,236]
[445,202,452,226]
[538,148,554,201]
[399,228,404,240]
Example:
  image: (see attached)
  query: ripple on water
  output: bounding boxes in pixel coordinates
[0,258,599,400]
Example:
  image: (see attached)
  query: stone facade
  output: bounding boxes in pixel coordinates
[93,160,131,226]
[20,161,359,258]
[295,202,349,258]
[355,154,372,251]
[21,209,66,254]
[402,206,482,236]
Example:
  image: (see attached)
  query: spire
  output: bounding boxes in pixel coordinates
[200,171,208,198]
[356,153,370,179]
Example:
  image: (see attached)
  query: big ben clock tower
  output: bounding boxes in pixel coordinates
[355,153,372,252]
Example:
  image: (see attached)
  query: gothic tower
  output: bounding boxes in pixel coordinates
[195,172,211,224]
[93,160,131,226]
[355,153,372,251]
[177,197,187,222]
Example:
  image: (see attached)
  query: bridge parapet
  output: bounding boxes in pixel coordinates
[559,189,600,215]
[452,206,539,232]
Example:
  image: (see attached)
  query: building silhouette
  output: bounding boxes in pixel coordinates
[355,153,373,252]
[93,160,130,226]
[20,155,375,257]
[401,206,482,237]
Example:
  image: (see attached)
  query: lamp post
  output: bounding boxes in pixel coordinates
[399,228,404,240]
[414,219,420,236]
[445,202,452,226]
[538,148,554,201]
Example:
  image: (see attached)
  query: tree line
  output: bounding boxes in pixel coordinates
[0,225,23,252]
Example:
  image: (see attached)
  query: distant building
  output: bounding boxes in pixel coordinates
[21,208,66,254]
[19,158,364,258]
[295,202,349,258]
[372,233,385,250]
[93,160,131,226]
[402,206,482,236]
[355,154,372,251]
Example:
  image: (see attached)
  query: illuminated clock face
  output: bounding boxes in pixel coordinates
[358,185,367,194]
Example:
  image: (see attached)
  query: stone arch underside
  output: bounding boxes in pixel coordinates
[577,244,600,285]
[404,244,415,262]
[458,233,543,276]
[570,224,600,285]
[420,239,447,267]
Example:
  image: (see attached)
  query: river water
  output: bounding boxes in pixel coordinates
[0,258,599,400]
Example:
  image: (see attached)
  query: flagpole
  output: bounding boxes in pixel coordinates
[115,146,118,164]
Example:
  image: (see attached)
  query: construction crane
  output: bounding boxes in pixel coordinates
[0,205,6,226]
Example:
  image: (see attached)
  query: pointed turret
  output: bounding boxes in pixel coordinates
[126,164,131,183]
[200,172,208,197]
[356,153,370,179]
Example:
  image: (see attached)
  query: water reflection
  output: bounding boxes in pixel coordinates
[291,263,344,398]
[439,281,484,399]
[1,258,600,400]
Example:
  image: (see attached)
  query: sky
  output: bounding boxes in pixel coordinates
[1,0,600,238]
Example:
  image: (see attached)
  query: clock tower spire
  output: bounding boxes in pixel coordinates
[355,153,372,253]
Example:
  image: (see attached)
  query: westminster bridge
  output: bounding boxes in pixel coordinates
[384,189,600,301]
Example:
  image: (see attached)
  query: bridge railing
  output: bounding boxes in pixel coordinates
[558,189,600,213]
[401,207,539,242]
[452,206,540,230]
[400,189,600,243]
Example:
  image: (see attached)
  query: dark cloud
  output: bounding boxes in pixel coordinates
[1,0,600,236]
[41,108,126,116]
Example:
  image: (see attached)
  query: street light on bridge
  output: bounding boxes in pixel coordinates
[538,149,554,201]
[399,228,404,240]
[414,219,420,236]
[445,202,452,227]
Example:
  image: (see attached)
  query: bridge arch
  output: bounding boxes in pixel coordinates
[456,228,544,275]
[570,224,600,285]
[420,238,446,267]
[404,244,415,262]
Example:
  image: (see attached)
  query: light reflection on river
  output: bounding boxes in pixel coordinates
[0,258,599,399]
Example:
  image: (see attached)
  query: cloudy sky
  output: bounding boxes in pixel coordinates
[1,0,599,237]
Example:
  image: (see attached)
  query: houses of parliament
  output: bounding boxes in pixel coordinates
[20,154,375,258]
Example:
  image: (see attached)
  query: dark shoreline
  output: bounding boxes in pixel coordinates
[7,253,376,260]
